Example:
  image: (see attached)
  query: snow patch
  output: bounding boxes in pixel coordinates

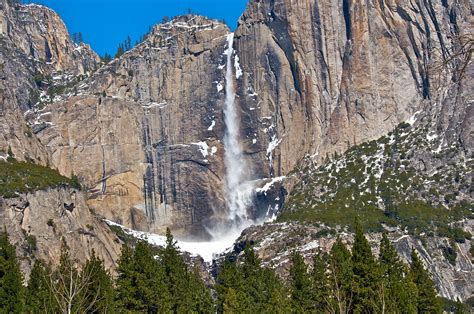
[266,135,282,156]
[192,142,209,157]
[207,120,216,131]
[256,176,286,195]
[104,220,239,262]
[426,132,438,141]
[407,110,422,125]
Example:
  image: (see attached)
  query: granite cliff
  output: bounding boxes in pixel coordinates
[28,0,472,239]
[0,0,472,301]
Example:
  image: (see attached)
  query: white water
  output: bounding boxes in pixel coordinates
[111,35,262,263]
[222,33,255,224]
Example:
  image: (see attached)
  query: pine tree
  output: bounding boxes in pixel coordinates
[378,233,417,313]
[351,219,381,312]
[289,251,314,311]
[25,260,55,313]
[0,230,24,313]
[80,250,115,313]
[115,242,172,312]
[222,287,238,313]
[188,265,214,313]
[114,44,124,58]
[216,246,289,313]
[160,228,213,313]
[215,260,243,313]
[101,53,112,64]
[126,35,132,51]
[410,248,442,313]
[327,239,353,313]
[311,251,330,309]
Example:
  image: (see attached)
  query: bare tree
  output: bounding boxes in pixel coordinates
[46,244,104,314]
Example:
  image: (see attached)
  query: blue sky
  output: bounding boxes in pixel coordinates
[28,0,248,56]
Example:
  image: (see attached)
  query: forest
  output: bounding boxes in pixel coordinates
[1,221,465,313]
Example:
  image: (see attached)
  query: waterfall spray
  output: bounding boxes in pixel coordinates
[222,33,254,223]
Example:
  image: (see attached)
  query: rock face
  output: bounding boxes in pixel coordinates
[0,1,99,74]
[35,16,232,238]
[233,0,472,178]
[30,0,472,239]
[0,0,99,163]
[0,0,115,272]
[0,187,122,276]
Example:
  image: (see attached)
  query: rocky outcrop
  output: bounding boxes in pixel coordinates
[35,16,232,238]
[0,0,100,163]
[0,0,115,272]
[233,0,472,178]
[32,0,472,239]
[232,221,473,301]
[0,1,99,74]
[0,187,122,276]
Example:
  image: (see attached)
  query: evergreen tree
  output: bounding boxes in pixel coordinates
[0,230,24,313]
[310,251,330,309]
[126,35,132,51]
[351,219,381,312]
[71,33,78,44]
[378,233,417,313]
[101,53,112,64]
[215,260,243,313]
[222,287,238,313]
[80,250,115,313]
[327,239,353,313]
[289,251,313,312]
[115,242,171,312]
[410,249,442,313]
[160,228,213,313]
[216,246,289,313]
[114,44,124,58]
[25,260,55,313]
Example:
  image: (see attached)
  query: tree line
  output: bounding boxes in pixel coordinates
[0,223,468,313]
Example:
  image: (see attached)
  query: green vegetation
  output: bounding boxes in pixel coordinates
[0,159,80,198]
[280,121,472,236]
[1,223,465,312]
[0,231,24,312]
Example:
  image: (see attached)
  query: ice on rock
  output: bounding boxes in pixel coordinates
[234,55,243,79]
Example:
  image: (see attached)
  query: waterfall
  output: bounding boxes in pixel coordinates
[222,33,254,224]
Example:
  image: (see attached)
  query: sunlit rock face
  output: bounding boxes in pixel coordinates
[233,0,472,178]
[0,187,122,277]
[35,16,233,238]
[33,0,472,239]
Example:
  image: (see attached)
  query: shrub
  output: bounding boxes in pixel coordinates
[0,159,77,198]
